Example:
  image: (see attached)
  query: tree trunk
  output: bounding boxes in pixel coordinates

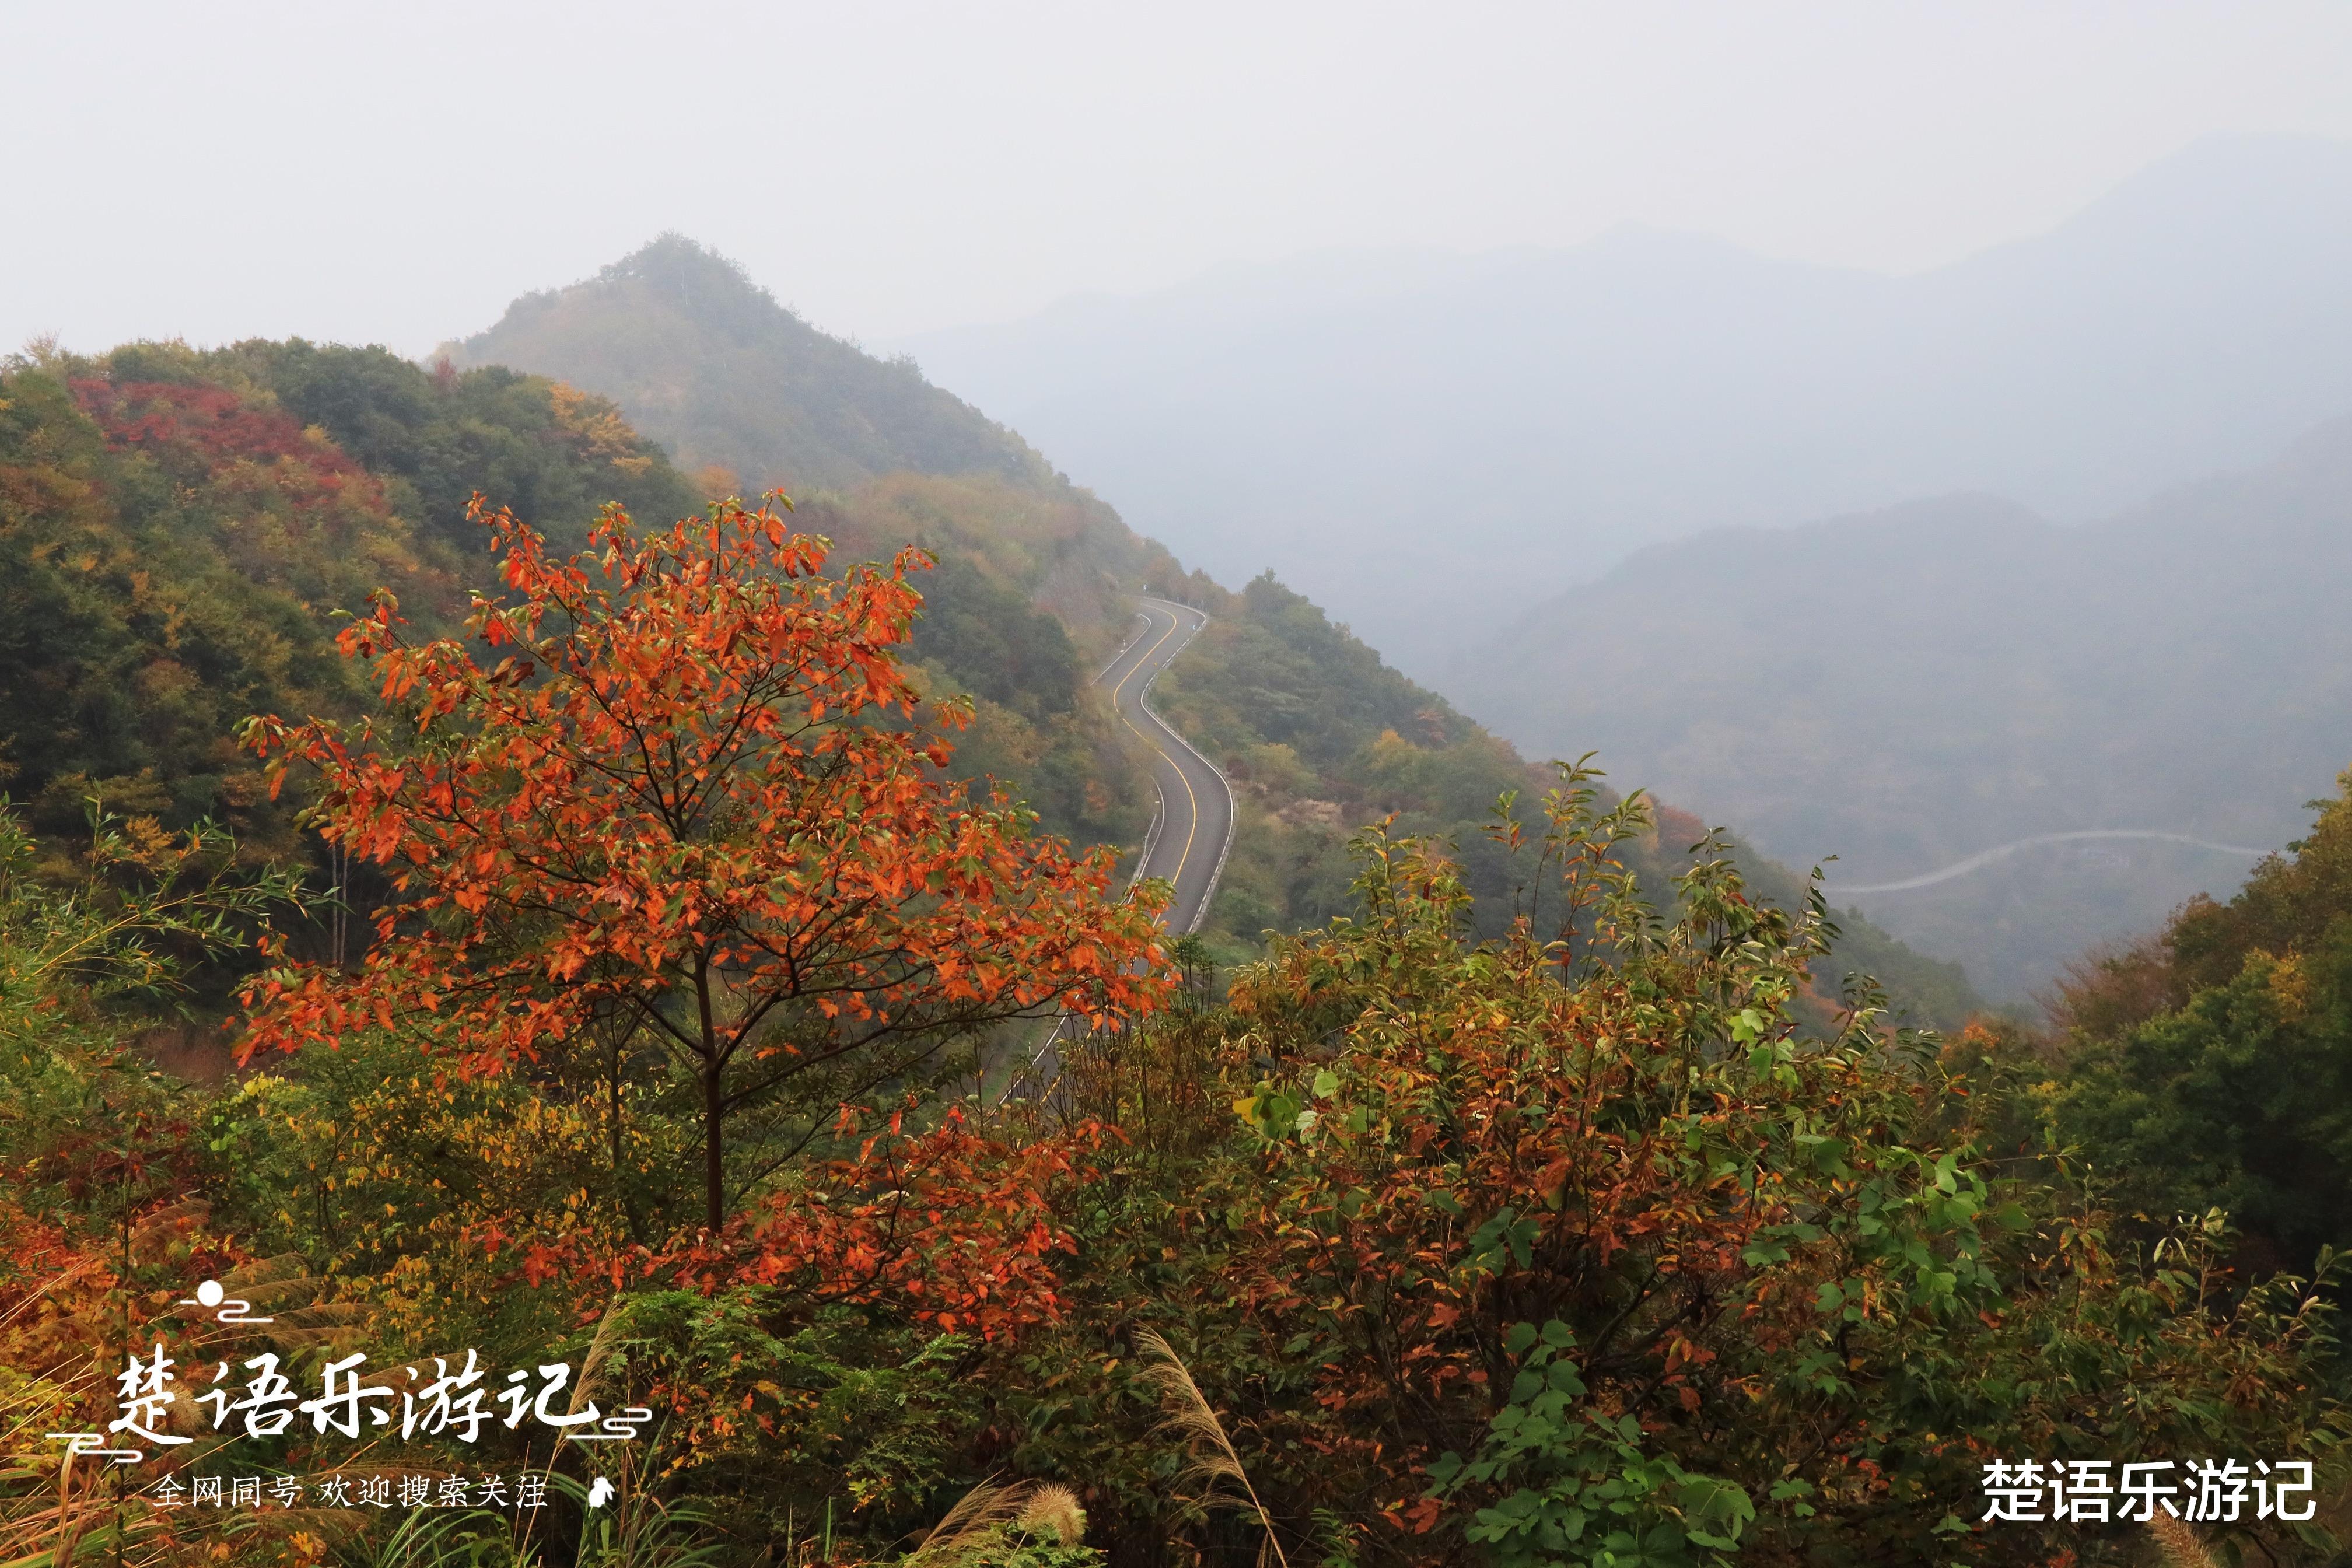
[702,1052,724,1233]
[696,961,724,1231]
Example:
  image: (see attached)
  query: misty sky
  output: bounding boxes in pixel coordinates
[8,2,2352,356]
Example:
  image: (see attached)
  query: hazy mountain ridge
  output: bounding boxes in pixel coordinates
[898,134,2352,680]
[1460,415,2352,999]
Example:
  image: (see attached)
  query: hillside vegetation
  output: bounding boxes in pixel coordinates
[1138,570,1979,1023]
[2034,766,2352,1276]
[0,716,2333,1566]
[0,338,695,859]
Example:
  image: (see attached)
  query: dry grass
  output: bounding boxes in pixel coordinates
[1134,1329,1290,1568]
[1017,1484,1087,1545]
[2146,1514,2221,1568]
[905,1479,1034,1564]
[558,1296,628,1434]
[902,1478,1095,1565]
[0,1233,353,1568]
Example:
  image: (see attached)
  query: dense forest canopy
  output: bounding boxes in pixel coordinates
[2,730,2339,1566]
[0,340,691,855]
[2038,768,2352,1276]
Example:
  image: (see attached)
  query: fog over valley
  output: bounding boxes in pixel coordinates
[898,134,2352,682]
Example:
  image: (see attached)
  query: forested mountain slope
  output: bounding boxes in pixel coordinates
[2038,767,2352,1276]
[0,339,695,860]
[432,241,1982,1021]
[0,341,1160,877]
[1460,416,2352,1000]
[898,134,2352,679]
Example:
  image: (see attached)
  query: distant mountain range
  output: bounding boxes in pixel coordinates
[895,134,2352,683]
[1462,416,2352,1000]
[428,236,1981,1021]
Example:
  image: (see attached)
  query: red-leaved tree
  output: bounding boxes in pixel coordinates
[239,495,1169,1228]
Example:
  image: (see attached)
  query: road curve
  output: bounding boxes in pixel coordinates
[1822,828,2270,895]
[1094,597,1235,934]
[995,598,1233,1103]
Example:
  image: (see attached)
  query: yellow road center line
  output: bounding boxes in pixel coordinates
[1109,609,1179,709]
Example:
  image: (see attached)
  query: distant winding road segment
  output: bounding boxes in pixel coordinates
[1824,829,2270,895]
[1096,597,1235,933]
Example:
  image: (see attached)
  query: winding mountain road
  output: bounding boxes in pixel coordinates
[1096,597,1234,934]
[1822,829,2269,895]
[998,598,1231,1103]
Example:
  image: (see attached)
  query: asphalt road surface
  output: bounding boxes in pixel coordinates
[1096,597,1234,934]
[999,598,1233,1102]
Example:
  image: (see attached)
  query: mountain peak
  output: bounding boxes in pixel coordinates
[443,239,1050,494]
[595,232,779,309]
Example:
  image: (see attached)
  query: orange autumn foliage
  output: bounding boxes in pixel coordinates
[237,494,1170,1228]
[509,1104,1098,1345]
[725,1106,1095,1339]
